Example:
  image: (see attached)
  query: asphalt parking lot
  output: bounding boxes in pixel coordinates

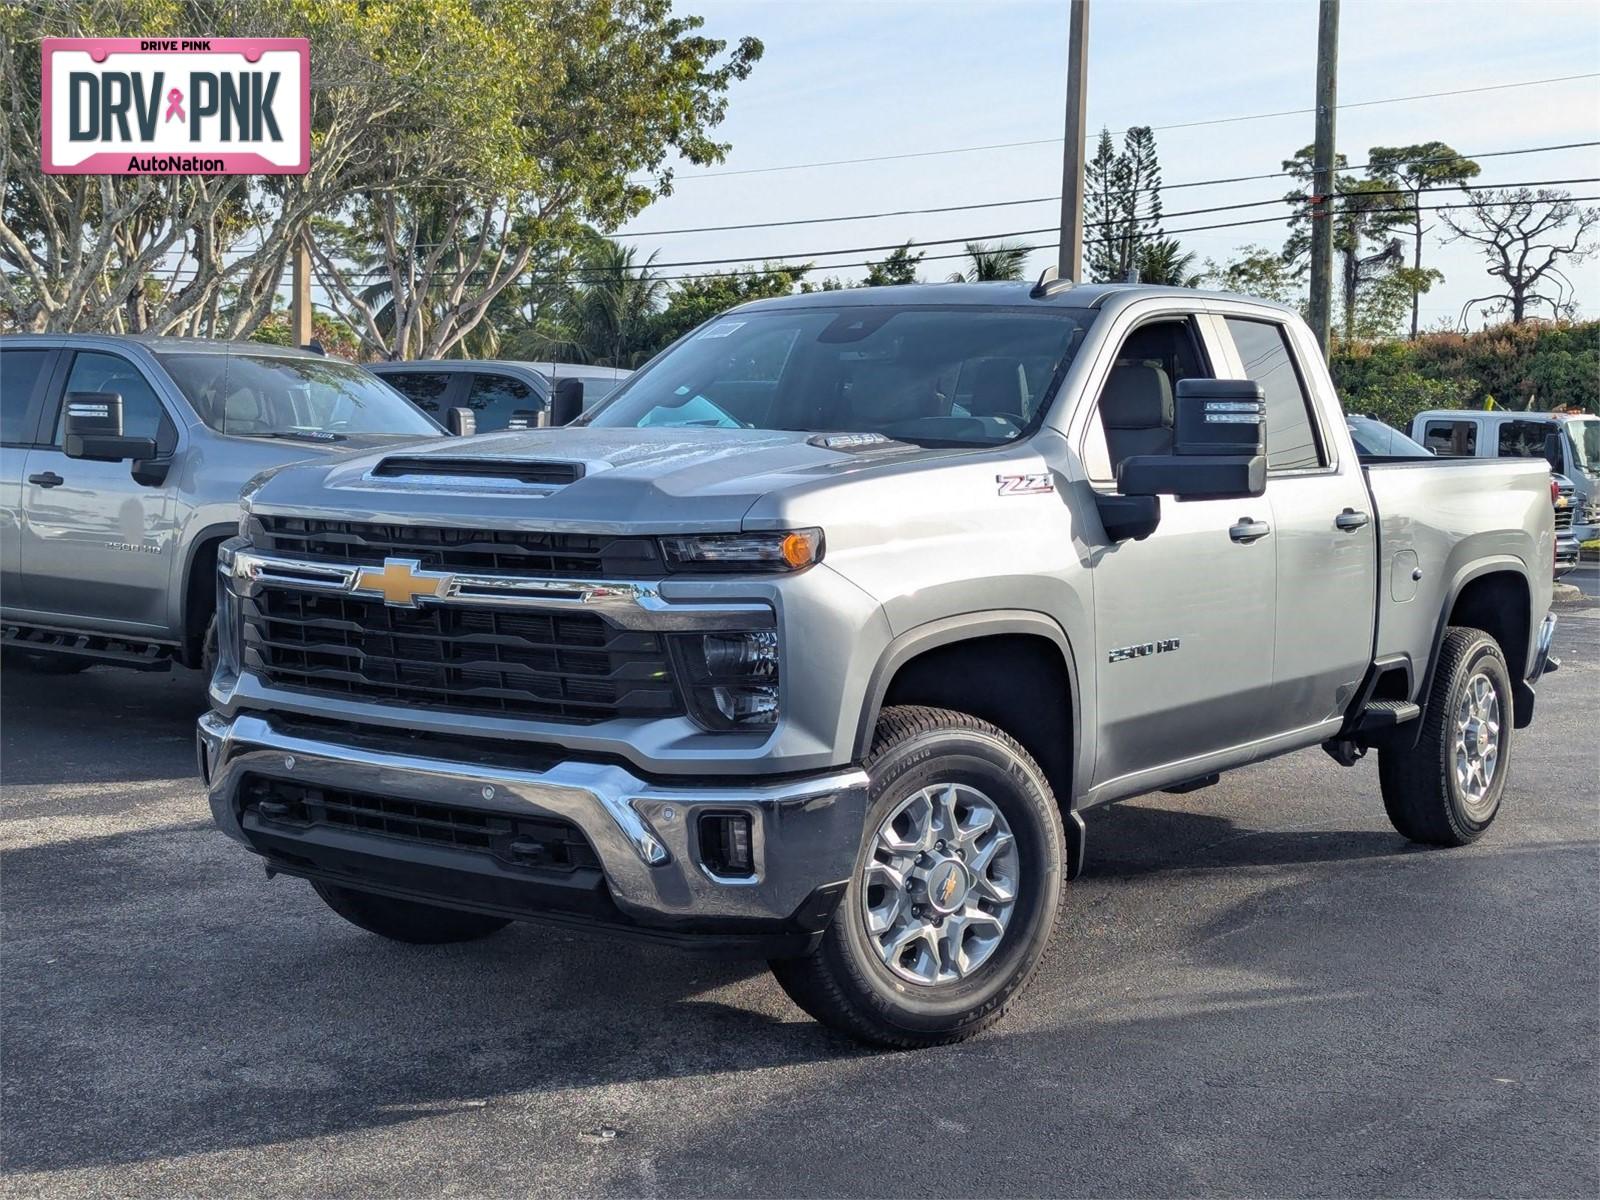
[3,600,1596,1198]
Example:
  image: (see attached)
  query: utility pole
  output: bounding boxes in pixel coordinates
[1057,0,1090,281]
[1307,0,1340,356]
[289,229,312,349]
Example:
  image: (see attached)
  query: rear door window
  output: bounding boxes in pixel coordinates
[380,370,454,419]
[1,347,50,445]
[1223,317,1325,471]
[464,372,539,431]
[1495,419,1551,458]
[1422,419,1478,457]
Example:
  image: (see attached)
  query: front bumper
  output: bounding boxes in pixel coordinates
[198,710,869,955]
[1556,533,1581,579]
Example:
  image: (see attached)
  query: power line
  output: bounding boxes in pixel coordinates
[638,73,1600,183]
[391,176,1600,279]
[620,140,1600,237]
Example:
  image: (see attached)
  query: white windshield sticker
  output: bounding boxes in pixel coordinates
[699,320,745,339]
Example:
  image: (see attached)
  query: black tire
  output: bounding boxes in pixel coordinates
[311,881,511,944]
[1378,627,1512,846]
[1,647,91,675]
[770,705,1065,1048]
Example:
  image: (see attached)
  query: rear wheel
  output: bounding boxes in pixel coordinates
[1378,627,1512,846]
[770,706,1065,1048]
[311,881,511,944]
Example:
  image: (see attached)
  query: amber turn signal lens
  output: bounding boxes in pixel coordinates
[780,530,820,568]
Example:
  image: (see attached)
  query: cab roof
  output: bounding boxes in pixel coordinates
[732,280,1291,314]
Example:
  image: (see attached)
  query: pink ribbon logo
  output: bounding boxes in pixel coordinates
[164,88,185,123]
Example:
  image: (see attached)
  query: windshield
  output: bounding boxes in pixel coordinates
[1566,418,1599,473]
[584,305,1094,446]
[159,353,442,440]
[1347,416,1432,457]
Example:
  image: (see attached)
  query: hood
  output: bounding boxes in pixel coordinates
[247,426,952,534]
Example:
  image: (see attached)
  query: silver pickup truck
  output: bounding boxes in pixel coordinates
[197,282,1558,1047]
[0,336,441,673]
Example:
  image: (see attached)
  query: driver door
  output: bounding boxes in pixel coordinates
[19,349,178,632]
[1079,312,1278,793]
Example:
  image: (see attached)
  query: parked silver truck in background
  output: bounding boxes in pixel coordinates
[197,282,1557,1047]
[0,336,441,673]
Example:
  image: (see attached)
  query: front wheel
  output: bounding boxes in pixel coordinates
[1378,627,1513,846]
[770,706,1065,1048]
[311,881,511,944]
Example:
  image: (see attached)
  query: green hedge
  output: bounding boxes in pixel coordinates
[1330,321,1600,429]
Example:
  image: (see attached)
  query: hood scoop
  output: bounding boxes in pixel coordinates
[370,456,585,487]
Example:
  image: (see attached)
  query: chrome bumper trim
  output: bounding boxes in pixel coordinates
[226,548,773,631]
[198,711,869,926]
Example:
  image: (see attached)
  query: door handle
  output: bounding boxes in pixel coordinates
[1229,518,1271,544]
[1335,508,1370,531]
[27,471,64,489]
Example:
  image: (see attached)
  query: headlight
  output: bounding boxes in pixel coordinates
[660,529,822,573]
[671,630,780,730]
[236,469,277,537]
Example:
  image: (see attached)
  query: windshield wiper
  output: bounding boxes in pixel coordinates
[230,430,348,443]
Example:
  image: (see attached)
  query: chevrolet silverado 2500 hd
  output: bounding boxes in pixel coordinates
[198,281,1557,1047]
[0,336,440,674]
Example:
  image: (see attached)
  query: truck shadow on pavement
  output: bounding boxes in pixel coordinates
[3,793,1594,1180]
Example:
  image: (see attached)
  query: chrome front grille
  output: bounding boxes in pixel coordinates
[1555,483,1575,533]
[241,588,683,724]
[248,515,665,579]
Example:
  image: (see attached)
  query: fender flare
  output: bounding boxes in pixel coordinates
[852,609,1083,802]
[1414,554,1534,739]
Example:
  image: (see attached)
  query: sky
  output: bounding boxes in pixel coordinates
[613,0,1600,329]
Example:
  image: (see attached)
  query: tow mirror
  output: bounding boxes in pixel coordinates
[1117,379,1267,502]
[550,377,584,426]
[1542,431,1564,473]
[446,407,476,437]
[505,408,544,431]
[62,392,157,463]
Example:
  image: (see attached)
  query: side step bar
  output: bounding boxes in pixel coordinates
[1352,699,1421,737]
[2,625,174,671]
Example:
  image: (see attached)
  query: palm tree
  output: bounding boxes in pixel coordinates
[516,241,666,367]
[948,240,1030,283]
[1133,237,1201,287]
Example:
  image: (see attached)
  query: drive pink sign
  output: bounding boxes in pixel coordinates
[42,38,309,174]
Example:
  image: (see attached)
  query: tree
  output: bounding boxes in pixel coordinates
[1441,188,1600,325]
[1366,143,1480,337]
[863,241,924,286]
[520,241,668,367]
[1281,146,1407,341]
[652,262,810,346]
[0,0,761,350]
[1083,129,1126,282]
[1083,125,1163,282]
[309,0,761,360]
[1133,237,1199,287]
[948,241,1030,283]
[1202,244,1303,305]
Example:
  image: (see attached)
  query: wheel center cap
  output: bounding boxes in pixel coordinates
[925,859,970,914]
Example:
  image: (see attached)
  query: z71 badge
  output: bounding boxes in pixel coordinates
[996,472,1053,496]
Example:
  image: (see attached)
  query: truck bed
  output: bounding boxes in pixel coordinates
[1364,456,1553,700]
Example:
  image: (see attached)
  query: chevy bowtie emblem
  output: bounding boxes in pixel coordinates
[940,871,960,906]
[351,558,450,607]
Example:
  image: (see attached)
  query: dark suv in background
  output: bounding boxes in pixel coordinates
[368,360,631,433]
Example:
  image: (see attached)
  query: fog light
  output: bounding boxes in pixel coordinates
[671,631,781,731]
[711,683,779,726]
[699,812,754,878]
[702,631,778,678]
